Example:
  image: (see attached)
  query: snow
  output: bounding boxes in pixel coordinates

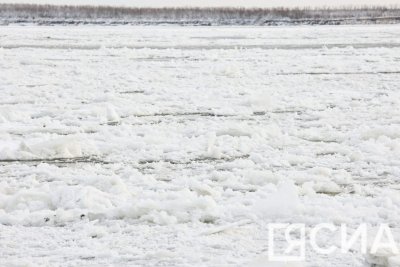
[0,24,400,266]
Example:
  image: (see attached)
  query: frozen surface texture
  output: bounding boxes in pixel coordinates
[0,25,400,266]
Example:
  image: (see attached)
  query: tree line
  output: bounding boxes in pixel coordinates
[0,4,399,24]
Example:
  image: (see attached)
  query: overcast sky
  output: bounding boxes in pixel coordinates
[0,0,398,7]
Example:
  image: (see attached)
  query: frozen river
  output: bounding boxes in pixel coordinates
[1,25,400,266]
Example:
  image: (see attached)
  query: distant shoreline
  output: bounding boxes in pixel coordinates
[1,4,400,25]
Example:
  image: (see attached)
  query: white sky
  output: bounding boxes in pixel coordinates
[0,0,398,7]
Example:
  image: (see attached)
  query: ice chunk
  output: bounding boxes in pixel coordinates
[106,104,121,124]
[254,180,301,218]
[205,133,222,159]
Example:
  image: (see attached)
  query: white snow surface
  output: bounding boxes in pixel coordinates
[0,25,400,266]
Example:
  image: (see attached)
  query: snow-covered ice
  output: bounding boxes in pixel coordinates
[0,24,400,266]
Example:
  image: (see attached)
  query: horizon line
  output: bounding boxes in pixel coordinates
[1,3,400,9]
